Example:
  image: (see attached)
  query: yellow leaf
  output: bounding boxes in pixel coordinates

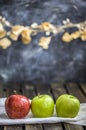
[39,36,51,49]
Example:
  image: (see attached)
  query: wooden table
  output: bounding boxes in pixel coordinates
[0,82,86,130]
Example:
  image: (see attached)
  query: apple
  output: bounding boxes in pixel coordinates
[31,94,54,117]
[5,94,31,119]
[56,94,80,118]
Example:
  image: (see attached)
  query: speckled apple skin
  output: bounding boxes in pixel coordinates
[5,95,31,119]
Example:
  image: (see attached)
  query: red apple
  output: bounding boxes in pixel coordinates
[5,94,31,119]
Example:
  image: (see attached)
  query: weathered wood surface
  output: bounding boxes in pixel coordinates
[0,82,85,130]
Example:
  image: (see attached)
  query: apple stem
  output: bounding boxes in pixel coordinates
[13,90,17,95]
[38,93,40,98]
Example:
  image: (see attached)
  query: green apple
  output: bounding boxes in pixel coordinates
[31,95,54,118]
[56,94,80,118]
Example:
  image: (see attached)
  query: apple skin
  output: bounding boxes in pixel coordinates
[31,95,54,118]
[56,94,80,118]
[5,94,31,119]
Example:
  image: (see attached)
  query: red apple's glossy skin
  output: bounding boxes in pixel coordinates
[5,95,31,119]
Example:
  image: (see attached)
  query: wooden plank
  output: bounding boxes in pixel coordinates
[80,84,86,95]
[35,84,51,95]
[51,83,67,101]
[63,123,84,130]
[22,84,36,99]
[0,83,7,98]
[65,83,86,103]
[84,126,86,130]
[4,125,23,130]
[4,83,22,97]
[0,126,3,130]
[43,123,64,130]
[25,124,43,130]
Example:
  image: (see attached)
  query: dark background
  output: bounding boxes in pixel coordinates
[0,0,86,85]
